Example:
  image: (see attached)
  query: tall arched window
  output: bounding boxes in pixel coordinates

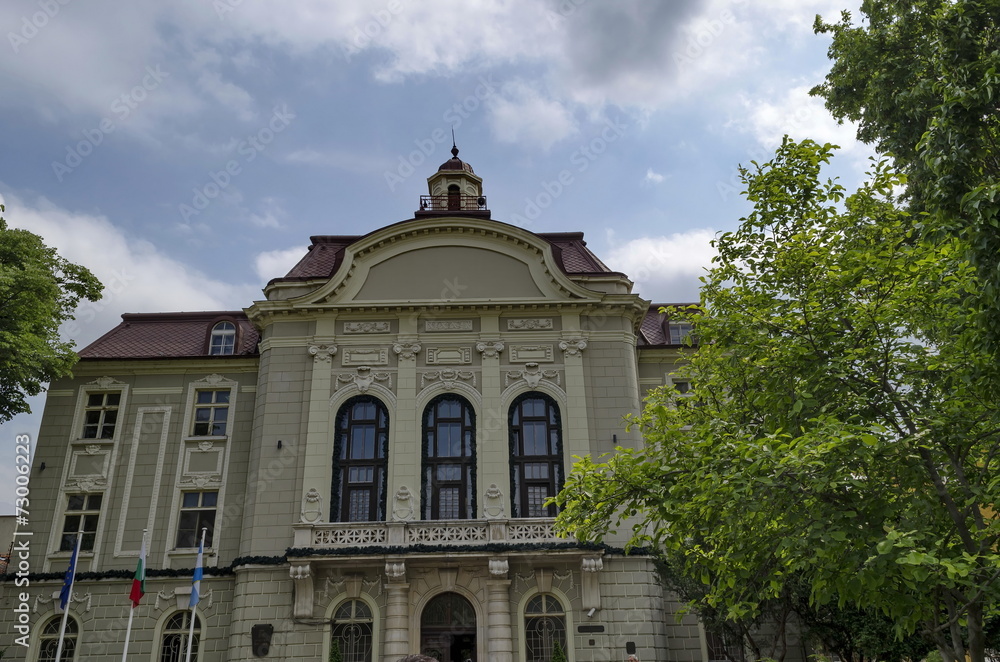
[333,397,389,522]
[422,395,476,520]
[37,615,78,661]
[509,393,563,518]
[331,600,374,662]
[160,611,200,662]
[208,321,237,355]
[524,594,567,662]
[447,184,461,210]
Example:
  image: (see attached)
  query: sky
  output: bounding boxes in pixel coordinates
[0,0,873,513]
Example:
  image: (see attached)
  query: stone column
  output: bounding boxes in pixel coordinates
[559,313,591,460]
[486,577,514,662]
[391,337,421,516]
[477,325,508,515]
[383,564,410,662]
[301,322,337,522]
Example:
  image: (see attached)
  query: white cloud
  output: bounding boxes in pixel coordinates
[487,80,577,149]
[734,83,862,153]
[605,228,717,302]
[644,168,666,185]
[254,246,307,283]
[196,70,256,122]
[0,192,259,348]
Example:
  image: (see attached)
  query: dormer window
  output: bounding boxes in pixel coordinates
[209,321,236,355]
[669,321,695,345]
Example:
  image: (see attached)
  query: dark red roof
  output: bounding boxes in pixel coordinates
[80,312,258,360]
[638,304,698,347]
[271,229,616,286]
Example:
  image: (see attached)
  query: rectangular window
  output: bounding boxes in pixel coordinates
[192,390,230,436]
[176,491,217,548]
[669,322,695,345]
[82,392,120,439]
[60,494,103,551]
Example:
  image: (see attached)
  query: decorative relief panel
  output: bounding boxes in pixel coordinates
[509,345,554,363]
[87,376,126,388]
[301,488,323,523]
[420,369,477,390]
[425,320,473,332]
[426,346,472,365]
[194,373,233,385]
[343,321,391,334]
[505,363,561,388]
[336,366,392,393]
[392,485,414,521]
[483,483,505,518]
[342,347,388,366]
[507,318,553,331]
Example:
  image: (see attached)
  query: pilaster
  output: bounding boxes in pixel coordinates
[301,317,338,522]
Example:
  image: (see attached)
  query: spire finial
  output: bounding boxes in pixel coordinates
[451,128,459,158]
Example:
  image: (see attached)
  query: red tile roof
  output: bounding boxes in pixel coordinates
[638,304,698,347]
[79,312,258,360]
[269,227,618,286]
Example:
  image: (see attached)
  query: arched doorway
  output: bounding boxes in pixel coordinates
[420,592,477,662]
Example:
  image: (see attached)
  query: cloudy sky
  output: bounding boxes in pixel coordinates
[0,0,872,513]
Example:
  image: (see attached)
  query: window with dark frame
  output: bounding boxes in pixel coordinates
[192,390,230,436]
[524,594,567,662]
[509,394,563,518]
[331,600,374,662]
[38,616,78,661]
[160,611,200,662]
[59,493,102,551]
[175,491,217,548]
[81,392,120,439]
[422,396,476,520]
[332,397,388,522]
[208,321,237,355]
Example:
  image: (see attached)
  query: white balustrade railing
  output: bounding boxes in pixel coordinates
[293,518,562,549]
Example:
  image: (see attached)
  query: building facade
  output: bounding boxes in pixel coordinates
[1,150,711,662]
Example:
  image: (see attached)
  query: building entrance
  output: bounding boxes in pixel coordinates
[420,592,477,662]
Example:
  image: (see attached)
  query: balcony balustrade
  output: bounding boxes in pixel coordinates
[293,518,561,549]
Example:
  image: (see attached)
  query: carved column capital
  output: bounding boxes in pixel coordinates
[392,342,422,360]
[558,338,587,357]
[308,344,338,363]
[476,340,505,359]
[289,562,314,618]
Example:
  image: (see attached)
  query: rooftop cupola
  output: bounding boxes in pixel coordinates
[416,143,490,218]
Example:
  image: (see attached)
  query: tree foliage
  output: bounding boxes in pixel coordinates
[0,205,102,422]
[812,0,1000,344]
[554,139,1000,662]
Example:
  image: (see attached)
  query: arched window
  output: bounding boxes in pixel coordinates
[422,396,476,520]
[509,393,563,518]
[208,321,237,355]
[447,184,461,210]
[524,594,567,662]
[160,611,200,662]
[333,397,389,522]
[331,600,374,662]
[37,615,78,661]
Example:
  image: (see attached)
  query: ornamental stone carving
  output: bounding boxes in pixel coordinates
[343,321,390,334]
[420,369,476,390]
[290,562,314,618]
[308,344,338,363]
[559,338,588,357]
[392,485,414,521]
[483,483,506,518]
[426,346,472,365]
[385,561,406,580]
[505,362,560,389]
[337,366,392,393]
[300,487,323,523]
[392,342,422,360]
[85,444,102,455]
[426,320,473,332]
[196,440,214,452]
[507,318,553,330]
[489,558,510,578]
[195,373,228,385]
[88,376,125,388]
[476,340,505,359]
[582,557,604,573]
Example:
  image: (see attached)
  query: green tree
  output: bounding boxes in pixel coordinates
[550,639,567,662]
[554,139,1000,662]
[328,639,342,662]
[812,0,1000,343]
[0,205,102,422]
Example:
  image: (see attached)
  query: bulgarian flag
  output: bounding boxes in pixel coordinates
[129,534,146,608]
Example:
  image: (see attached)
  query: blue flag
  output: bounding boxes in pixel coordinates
[190,536,204,608]
[59,535,81,610]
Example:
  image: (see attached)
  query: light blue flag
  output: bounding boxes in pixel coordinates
[59,534,81,609]
[189,537,204,608]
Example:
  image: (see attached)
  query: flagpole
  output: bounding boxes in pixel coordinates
[122,529,147,662]
[55,531,82,662]
[185,527,206,662]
